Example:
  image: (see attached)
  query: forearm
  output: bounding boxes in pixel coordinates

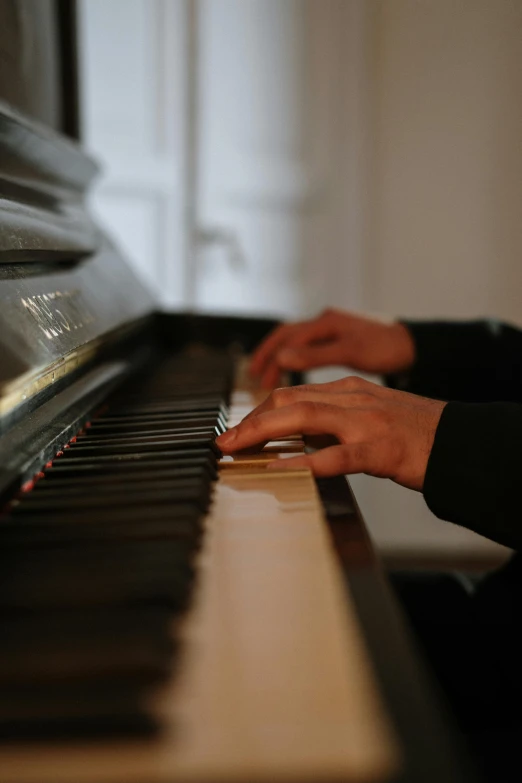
[387,320,522,402]
[424,401,522,549]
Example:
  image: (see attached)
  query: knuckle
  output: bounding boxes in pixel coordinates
[321,307,338,321]
[342,374,366,390]
[271,383,317,406]
[271,386,294,406]
[293,383,315,395]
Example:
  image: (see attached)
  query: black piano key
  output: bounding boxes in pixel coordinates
[94,410,227,424]
[84,418,222,429]
[11,485,210,513]
[0,682,159,739]
[43,462,216,482]
[0,347,234,740]
[7,500,202,525]
[25,476,208,500]
[44,456,216,478]
[94,407,226,418]
[116,375,228,387]
[49,449,218,470]
[0,517,201,546]
[1,485,206,538]
[88,416,226,434]
[101,401,227,417]
[111,393,222,401]
[62,435,220,456]
[33,464,210,487]
[74,426,221,444]
[0,540,196,610]
[0,608,173,684]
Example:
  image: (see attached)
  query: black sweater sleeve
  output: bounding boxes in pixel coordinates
[385,319,522,547]
[387,319,522,402]
[424,401,522,550]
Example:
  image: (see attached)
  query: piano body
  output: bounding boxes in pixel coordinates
[0,4,476,782]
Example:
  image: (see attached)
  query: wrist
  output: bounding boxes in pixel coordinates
[390,322,416,373]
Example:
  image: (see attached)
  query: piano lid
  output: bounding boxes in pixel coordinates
[0,101,156,419]
[0,99,99,263]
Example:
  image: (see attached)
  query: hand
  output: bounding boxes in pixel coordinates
[250,308,415,388]
[216,377,446,491]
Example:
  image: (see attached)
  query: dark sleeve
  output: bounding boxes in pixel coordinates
[423,401,522,550]
[386,319,522,402]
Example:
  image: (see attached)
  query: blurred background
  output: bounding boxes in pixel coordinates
[78,0,522,568]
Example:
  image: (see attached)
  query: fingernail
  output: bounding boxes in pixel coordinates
[277,349,301,367]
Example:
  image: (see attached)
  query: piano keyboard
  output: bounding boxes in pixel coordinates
[0,352,233,736]
[0,352,400,782]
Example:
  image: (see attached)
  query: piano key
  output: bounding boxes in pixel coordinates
[88,415,226,433]
[0,541,197,610]
[93,418,226,435]
[51,449,217,468]
[43,457,217,481]
[0,517,201,546]
[64,435,220,456]
[7,500,202,526]
[45,452,217,469]
[0,351,233,743]
[0,681,159,739]
[0,608,173,683]
[97,407,227,421]
[25,476,208,499]
[74,426,221,444]
[2,518,201,554]
[103,399,227,416]
[34,465,211,487]
[11,486,210,513]
[87,415,223,426]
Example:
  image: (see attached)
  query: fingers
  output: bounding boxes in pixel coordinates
[241,377,378,421]
[260,362,284,391]
[278,317,337,351]
[250,312,341,387]
[276,340,349,371]
[249,323,296,380]
[217,402,346,452]
[303,434,338,449]
[239,387,326,422]
[266,445,365,477]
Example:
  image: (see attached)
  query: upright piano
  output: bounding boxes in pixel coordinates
[0,4,476,782]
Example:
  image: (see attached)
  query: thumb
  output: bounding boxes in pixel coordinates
[277,342,347,370]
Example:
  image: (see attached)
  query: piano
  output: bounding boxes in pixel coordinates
[0,2,476,781]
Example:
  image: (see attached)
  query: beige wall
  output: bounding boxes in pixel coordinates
[367,0,522,323]
[353,0,522,560]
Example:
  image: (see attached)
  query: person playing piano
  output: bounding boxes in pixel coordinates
[216,309,522,780]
